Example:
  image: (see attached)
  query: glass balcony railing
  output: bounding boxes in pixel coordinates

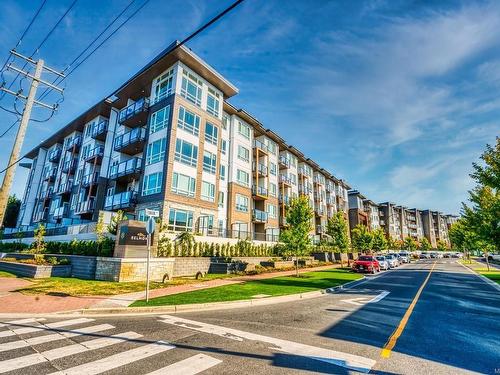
[279,194,290,205]
[43,168,57,181]
[84,145,104,162]
[279,155,291,169]
[114,127,146,154]
[56,180,73,195]
[104,191,137,210]
[279,174,292,185]
[109,158,142,180]
[48,148,62,163]
[75,198,95,214]
[252,209,268,223]
[62,159,78,174]
[65,136,82,151]
[252,185,268,198]
[81,172,99,187]
[118,98,149,126]
[53,204,69,219]
[253,139,269,154]
[91,120,108,140]
[252,162,268,176]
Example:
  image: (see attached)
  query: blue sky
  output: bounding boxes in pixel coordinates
[0,0,498,215]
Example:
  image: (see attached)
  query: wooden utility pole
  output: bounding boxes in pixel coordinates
[0,51,64,226]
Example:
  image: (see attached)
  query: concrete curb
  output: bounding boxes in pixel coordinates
[458,261,500,293]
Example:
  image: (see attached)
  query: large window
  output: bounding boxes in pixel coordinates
[177,106,200,136]
[267,204,277,219]
[150,106,170,134]
[269,162,277,176]
[203,151,217,174]
[168,208,194,232]
[175,138,198,167]
[201,181,215,202]
[180,71,202,107]
[235,194,249,212]
[238,121,250,139]
[220,164,226,181]
[236,169,249,186]
[153,69,174,103]
[171,172,196,197]
[207,88,220,117]
[145,138,166,165]
[221,140,227,155]
[142,172,163,196]
[269,182,277,197]
[204,122,218,145]
[237,145,250,162]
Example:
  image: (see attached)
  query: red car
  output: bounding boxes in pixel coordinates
[352,256,381,274]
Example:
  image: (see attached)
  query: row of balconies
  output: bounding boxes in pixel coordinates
[252,162,268,177]
[298,183,313,195]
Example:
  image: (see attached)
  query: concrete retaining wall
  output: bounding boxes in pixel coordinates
[0,261,71,278]
[173,257,211,277]
[95,257,175,282]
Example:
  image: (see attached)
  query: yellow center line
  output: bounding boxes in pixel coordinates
[380,261,437,359]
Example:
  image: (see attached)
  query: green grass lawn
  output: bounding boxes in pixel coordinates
[14,273,238,297]
[0,270,16,278]
[478,270,500,285]
[131,268,361,307]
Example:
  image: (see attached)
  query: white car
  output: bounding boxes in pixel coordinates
[376,256,389,270]
[398,252,410,263]
[385,254,399,268]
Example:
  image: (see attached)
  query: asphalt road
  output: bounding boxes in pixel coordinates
[0,259,499,374]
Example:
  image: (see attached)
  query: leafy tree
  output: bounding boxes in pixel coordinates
[402,236,418,251]
[419,237,431,251]
[351,224,373,253]
[280,195,314,276]
[371,228,388,251]
[3,195,21,228]
[325,212,350,252]
[387,236,400,250]
[107,210,125,235]
[95,212,106,244]
[32,223,46,254]
[436,240,448,251]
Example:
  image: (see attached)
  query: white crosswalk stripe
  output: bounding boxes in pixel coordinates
[0,318,94,338]
[0,331,141,373]
[47,341,175,375]
[0,318,45,328]
[0,323,114,352]
[145,354,222,375]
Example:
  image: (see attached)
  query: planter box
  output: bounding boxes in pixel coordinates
[311,252,331,262]
[208,261,253,274]
[260,260,294,269]
[0,261,71,278]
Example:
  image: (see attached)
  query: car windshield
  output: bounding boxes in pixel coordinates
[358,256,373,261]
[385,255,393,259]
[376,257,385,261]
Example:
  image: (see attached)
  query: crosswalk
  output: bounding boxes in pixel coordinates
[0,317,222,374]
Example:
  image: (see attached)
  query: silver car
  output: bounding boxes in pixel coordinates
[398,252,410,263]
[376,256,389,270]
[385,254,399,268]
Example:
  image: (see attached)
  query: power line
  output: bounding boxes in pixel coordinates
[0,119,20,139]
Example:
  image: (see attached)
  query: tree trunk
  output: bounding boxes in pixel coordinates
[295,251,299,277]
[485,251,490,271]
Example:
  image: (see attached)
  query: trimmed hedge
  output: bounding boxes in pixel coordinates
[0,238,114,257]
[0,242,30,252]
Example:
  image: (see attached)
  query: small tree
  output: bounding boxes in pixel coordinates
[280,195,314,276]
[402,236,418,251]
[107,210,125,235]
[371,228,388,252]
[351,224,373,253]
[95,212,106,244]
[32,223,46,254]
[419,237,431,251]
[325,212,350,252]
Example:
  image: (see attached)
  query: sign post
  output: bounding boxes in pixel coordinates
[145,216,156,303]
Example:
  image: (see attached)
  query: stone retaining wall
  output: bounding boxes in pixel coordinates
[95,257,175,282]
[173,257,211,277]
[0,261,71,278]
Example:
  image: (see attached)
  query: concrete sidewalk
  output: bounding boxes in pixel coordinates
[0,264,341,313]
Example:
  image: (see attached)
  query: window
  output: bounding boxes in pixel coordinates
[218,192,224,207]
[203,151,217,174]
[221,140,227,155]
[238,121,250,139]
[181,71,202,106]
[269,162,277,176]
[237,145,250,162]
[207,88,220,117]
[269,183,277,197]
[236,169,249,186]
[220,164,226,180]
[168,208,194,232]
[85,123,93,137]
[177,106,200,135]
[150,106,170,134]
[82,144,90,160]
[145,138,166,165]
[201,181,215,202]
[136,209,147,222]
[235,194,249,212]
[142,172,163,196]
[171,172,196,197]
[222,114,229,130]
[290,174,297,185]
[153,69,174,103]
[175,139,198,167]
[266,140,277,155]
[204,122,218,145]
[267,204,277,219]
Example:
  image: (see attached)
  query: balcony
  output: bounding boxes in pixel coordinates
[253,139,268,155]
[298,167,310,178]
[65,136,82,152]
[314,193,324,203]
[325,184,334,193]
[91,120,108,141]
[56,180,73,195]
[43,168,57,182]
[326,197,334,206]
[118,98,149,127]
[279,194,290,205]
[61,159,77,174]
[252,162,268,176]
[315,207,325,216]
[299,184,312,195]
[33,209,48,223]
[280,217,288,227]
[279,174,292,186]
[380,220,386,226]
[252,185,269,200]
[104,191,138,210]
[114,127,147,155]
[39,188,53,200]
[279,155,291,169]
[252,209,268,223]
[75,198,95,215]
[53,204,69,219]
[48,147,62,163]
[314,176,324,185]
[81,172,99,187]
[109,158,142,181]
[84,145,104,164]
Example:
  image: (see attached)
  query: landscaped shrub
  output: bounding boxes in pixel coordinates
[0,255,70,266]
[25,238,115,257]
[0,242,30,252]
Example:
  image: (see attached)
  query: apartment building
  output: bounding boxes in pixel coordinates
[347,190,369,233]
[363,199,380,231]
[16,41,349,243]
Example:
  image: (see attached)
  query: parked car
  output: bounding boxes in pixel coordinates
[385,254,399,268]
[420,252,431,259]
[398,251,410,263]
[388,253,401,266]
[429,252,437,259]
[352,256,381,274]
[375,256,389,270]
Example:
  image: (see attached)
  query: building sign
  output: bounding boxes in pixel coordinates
[118,225,153,246]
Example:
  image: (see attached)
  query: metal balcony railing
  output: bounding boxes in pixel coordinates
[91,120,108,140]
[75,198,95,214]
[252,185,269,198]
[252,162,268,176]
[53,204,69,219]
[252,209,268,223]
[279,174,292,185]
[84,145,104,163]
[253,139,269,154]
[114,127,146,154]
[118,98,149,126]
[56,180,73,195]
[279,155,291,168]
[65,135,82,151]
[48,147,62,163]
[43,168,57,181]
[109,158,142,179]
[81,172,99,187]
[104,191,137,210]
[61,159,78,174]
